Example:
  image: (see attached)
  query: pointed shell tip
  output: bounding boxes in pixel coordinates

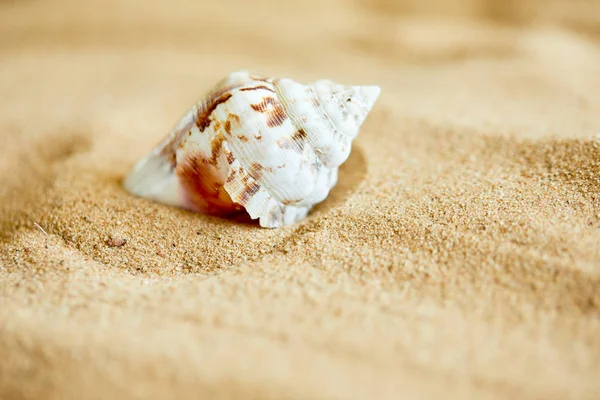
[362,85,381,111]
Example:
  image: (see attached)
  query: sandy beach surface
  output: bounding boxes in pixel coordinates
[1,0,599,398]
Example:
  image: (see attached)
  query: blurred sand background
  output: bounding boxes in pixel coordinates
[1,0,600,398]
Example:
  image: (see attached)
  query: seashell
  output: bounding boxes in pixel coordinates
[123,71,380,228]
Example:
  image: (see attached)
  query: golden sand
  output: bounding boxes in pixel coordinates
[1,0,599,398]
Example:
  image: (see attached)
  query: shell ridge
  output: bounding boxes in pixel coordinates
[222,157,275,220]
[273,82,320,162]
[310,84,354,167]
[312,85,347,146]
[217,86,312,205]
[273,81,345,207]
[275,80,351,169]
[215,87,290,204]
[271,82,330,207]
[311,86,354,169]
[214,87,303,223]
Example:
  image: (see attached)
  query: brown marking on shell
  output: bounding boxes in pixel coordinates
[176,152,244,216]
[291,128,307,143]
[210,134,225,165]
[276,129,307,153]
[196,92,233,132]
[239,180,260,203]
[249,73,271,83]
[237,135,249,142]
[248,162,265,180]
[158,129,188,168]
[160,145,177,169]
[156,81,245,170]
[226,152,235,165]
[224,113,241,135]
[250,97,287,128]
[266,207,283,225]
[254,133,262,140]
[240,85,275,93]
[226,168,239,184]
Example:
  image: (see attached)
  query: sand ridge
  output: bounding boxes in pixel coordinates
[1,0,600,399]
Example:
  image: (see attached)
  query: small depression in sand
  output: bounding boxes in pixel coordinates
[0,136,368,276]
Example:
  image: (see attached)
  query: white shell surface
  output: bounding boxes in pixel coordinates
[123,71,380,228]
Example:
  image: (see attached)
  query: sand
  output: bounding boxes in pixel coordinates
[1,0,600,398]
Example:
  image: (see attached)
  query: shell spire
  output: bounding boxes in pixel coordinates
[123,71,381,228]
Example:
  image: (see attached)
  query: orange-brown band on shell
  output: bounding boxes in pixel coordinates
[250,97,287,128]
[176,135,244,216]
[196,92,233,132]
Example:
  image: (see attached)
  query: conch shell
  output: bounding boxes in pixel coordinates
[123,71,380,228]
